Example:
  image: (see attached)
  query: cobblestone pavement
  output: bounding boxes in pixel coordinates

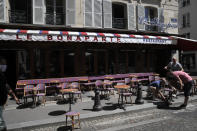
[21,100,197,131]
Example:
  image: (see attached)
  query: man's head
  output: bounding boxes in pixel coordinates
[172,57,177,63]
[0,57,7,72]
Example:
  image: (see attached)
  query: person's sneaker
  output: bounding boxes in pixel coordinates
[179,104,187,109]
[172,94,177,97]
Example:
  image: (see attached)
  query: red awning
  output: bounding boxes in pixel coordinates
[174,36,197,51]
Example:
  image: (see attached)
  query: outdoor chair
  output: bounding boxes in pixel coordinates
[35,83,46,106]
[130,77,139,95]
[95,80,107,98]
[70,82,82,102]
[103,79,114,98]
[60,82,70,99]
[116,83,133,104]
[23,85,35,105]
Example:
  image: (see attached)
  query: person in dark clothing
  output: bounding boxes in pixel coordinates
[0,58,8,131]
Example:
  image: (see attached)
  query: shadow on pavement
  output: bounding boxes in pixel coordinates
[48,110,67,116]
[16,102,39,109]
[57,125,72,131]
[56,99,69,105]
[82,108,93,111]
[154,101,181,110]
[102,103,119,111]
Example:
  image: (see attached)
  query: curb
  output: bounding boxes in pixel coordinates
[7,95,197,130]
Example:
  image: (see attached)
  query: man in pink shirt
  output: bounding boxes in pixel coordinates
[167,70,193,108]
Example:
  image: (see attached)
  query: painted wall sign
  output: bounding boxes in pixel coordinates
[138,17,178,30]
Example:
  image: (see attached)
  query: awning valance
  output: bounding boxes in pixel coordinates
[173,36,197,51]
[0,29,177,45]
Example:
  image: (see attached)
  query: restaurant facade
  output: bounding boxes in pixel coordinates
[0,0,179,89]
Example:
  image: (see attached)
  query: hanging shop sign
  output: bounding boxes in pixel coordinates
[0,29,176,45]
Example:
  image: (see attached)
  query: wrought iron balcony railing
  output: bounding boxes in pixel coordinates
[9,10,30,24]
[45,13,65,25]
[112,17,127,29]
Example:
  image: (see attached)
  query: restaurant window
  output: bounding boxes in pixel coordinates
[108,50,116,74]
[34,49,45,78]
[45,0,65,25]
[49,51,60,77]
[182,54,195,71]
[97,50,106,75]
[119,51,127,74]
[18,50,31,79]
[128,51,135,72]
[85,51,94,76]
[9,0,32,24]
[64,50,75,76]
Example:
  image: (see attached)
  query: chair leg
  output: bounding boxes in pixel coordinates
[66,116,68,126]
[125,96,127,104]
[78,114,81,128]
[71,116,74,129]
[130,96,132,104]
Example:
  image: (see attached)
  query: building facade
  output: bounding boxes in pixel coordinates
[0,0,178,89]
[178,0,197,74]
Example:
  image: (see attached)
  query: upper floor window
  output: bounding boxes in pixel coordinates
[144,7,158,31]
[112,3,127,29]
[45,0,65,25]
[182,0,190,7]
[8,0,32,24]
[182,13,190,28]
[33,0,75,26]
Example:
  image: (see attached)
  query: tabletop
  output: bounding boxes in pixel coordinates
[61,88,78,93]
[114,85,130,89]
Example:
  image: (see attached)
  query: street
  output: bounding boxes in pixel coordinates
[26,100,197,131]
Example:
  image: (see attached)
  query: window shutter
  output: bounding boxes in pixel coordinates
[66,0,76,26]
[127,3,136,30]
[33,0,45,24]
[94,0,102,28]
[0,0,5,22]
[158,8,164,32]
[137,5,145,31]
[103,0,112,28]
[84,0,93,27]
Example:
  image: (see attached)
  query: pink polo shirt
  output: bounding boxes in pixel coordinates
[172,71,192,84]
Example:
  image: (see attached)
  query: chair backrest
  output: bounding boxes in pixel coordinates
[62,82,69,89]
[36,83,45,90]
[104,80,111,83]
[70,82,79,89]
[116,82,125,85]
[24,85,34,90]
[125,78,131,85]
[24,85,34,95]
[95,80,103,87]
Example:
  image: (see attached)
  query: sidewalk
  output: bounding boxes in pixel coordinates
[4,90,197,130]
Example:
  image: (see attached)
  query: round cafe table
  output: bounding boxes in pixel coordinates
[114,85,130,109]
